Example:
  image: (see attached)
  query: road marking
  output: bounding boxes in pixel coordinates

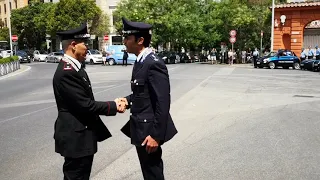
[0,83,128,124]
[0,99,56,108]
[0,65,31,81]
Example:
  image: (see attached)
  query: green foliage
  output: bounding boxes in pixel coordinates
[0,28,10,42]
[11,0,109,50]
[114,0,272,51]
[0,56,19,64]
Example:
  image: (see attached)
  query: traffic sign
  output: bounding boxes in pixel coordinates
[103,35,109,41]
[12,35,18,41]
[229,30,237,37]
[229,37,236,44]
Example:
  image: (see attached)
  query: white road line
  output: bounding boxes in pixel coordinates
[0,83,128,124]
[0,65,31,80]
[0,99,56,108]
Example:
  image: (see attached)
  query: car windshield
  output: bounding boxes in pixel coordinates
[90,50,100,54]
[16,51,27,56]
[54,52,63,56]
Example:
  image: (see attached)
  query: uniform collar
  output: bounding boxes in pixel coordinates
[137,47,152,62]
[64,54,82,70]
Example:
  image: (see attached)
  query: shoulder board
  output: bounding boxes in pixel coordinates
[63,61,73,71]
[150,53,159,61]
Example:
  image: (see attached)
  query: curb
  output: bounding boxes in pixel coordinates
[0,65,31,80]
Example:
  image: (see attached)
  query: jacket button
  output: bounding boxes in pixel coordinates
[144,119,147,122]
[136,83,138,85]
[130,102,133,105]
[134,79,137,83]
[85,126,87,128]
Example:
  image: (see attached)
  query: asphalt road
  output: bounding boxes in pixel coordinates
[0,62,319,180]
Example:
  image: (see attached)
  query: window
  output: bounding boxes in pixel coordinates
[0,5,2,14]
[14,0,17,9]
[4,18,7,27]
[4,4,6,14]
[9,2,11,10]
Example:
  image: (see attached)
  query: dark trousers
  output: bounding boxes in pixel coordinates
[136,146,164,180]
[63,155,94,180]
[123,59,127,66]
[316,55,320,60]
[308,56,313,60]
[253,56,258,66]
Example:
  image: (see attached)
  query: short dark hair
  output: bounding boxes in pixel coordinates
[134,33,151,47]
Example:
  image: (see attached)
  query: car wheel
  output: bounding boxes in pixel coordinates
[108,59,115,66]
[293,62,300,70]
[90,59,94,65]
[268,62,275,69]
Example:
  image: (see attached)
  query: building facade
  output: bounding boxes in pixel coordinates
[0,0,29,28]
[272,1,320,57]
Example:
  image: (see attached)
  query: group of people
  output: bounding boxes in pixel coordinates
[52,17,177,180]
[300,45,320,61]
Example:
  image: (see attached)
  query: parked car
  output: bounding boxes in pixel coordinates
[106,45,136,65]
[256,50,300,69]
[15,50,31,63]
[311,59,320,71]
[33,50,48,62]
[300,59,316,71]
[156,51,180,64]
[45,52,64,63]
[85,49,103,64]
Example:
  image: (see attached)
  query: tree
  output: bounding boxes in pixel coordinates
[11,2,54,50]
[46,0,108,36]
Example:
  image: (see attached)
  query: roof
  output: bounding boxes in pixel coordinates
[274,1,320,8]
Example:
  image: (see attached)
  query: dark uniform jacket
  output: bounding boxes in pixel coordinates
[121,49,178,146]
[53,56,117,158]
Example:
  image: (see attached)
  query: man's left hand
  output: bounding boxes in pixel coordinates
[141,135,159,154]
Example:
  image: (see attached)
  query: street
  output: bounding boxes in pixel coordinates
[0,62,320,180]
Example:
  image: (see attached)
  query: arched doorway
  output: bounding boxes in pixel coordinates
[282,34,291,50]
[303,20,320,49]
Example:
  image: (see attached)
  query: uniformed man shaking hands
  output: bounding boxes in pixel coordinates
[52,23,127,180]
[118,17,178,180]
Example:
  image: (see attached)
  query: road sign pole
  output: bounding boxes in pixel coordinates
[232,43,234,65]
[260,31,263,57]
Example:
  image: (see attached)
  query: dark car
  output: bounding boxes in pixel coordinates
[256,50,300,69]
[156,51,180,64]
[312,59,320,71]
[15,50,31,63]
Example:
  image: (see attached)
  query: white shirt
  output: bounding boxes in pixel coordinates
[136,48,153,62]
[64,54,82,70]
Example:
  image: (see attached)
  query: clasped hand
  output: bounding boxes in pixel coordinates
[114,98,128,113]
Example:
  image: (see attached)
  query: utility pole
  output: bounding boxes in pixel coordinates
[270,0,275,52]
[7,0,13,56]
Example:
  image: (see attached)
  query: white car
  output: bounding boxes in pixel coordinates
[85,49,103,64]
[45,52,64,63]
[33,50,48,62]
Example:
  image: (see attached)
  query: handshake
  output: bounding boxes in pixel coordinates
[114,98,128,113]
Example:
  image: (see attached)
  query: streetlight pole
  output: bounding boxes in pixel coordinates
[270,0,275,52]
[7,0,13,56]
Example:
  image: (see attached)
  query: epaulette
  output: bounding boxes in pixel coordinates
[151,54,159,61]
[63,61,73,71]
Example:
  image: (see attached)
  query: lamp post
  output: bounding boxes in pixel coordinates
[7,0,13,56]
[270,0,275,52]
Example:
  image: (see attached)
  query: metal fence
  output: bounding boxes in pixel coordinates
[0,61,20,76]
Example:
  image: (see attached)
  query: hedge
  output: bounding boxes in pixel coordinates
[0,56,19,64]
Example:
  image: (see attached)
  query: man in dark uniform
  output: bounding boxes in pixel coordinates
[118,17,178,180]
[53,23,126,180]
[122,48,128,66]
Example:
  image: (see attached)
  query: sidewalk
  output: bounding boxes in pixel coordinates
[197,61,253,68]
[0,64,30,80]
